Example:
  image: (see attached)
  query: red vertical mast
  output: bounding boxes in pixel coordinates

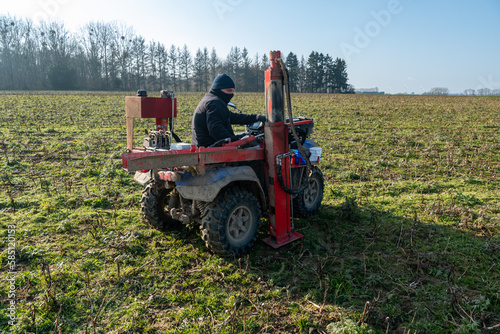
[263,50,303,248]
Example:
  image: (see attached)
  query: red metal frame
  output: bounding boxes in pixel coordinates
[122,140,265,173]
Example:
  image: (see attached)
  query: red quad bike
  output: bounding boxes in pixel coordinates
[122,51,324,257]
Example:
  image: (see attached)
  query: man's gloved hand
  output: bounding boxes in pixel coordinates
[257,115,266,122]
[230,134,245,142]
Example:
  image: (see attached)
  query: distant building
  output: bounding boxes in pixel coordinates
[355,87,385,95]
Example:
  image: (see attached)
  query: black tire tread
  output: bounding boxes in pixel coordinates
[293,166,324,218]
[201,187,261,257]
[140,182,179,230]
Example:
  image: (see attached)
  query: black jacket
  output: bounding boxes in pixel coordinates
[191,91,259,147]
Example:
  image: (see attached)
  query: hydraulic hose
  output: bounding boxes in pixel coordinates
[276,156,307,194]
[276,58,312,175]
[273,58,312,195]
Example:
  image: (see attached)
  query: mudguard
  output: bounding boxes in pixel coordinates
[134,170,152,185]
[175,166,264,203]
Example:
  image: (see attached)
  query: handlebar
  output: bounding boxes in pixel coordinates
[207,133,248,148]
[207,137,231,148]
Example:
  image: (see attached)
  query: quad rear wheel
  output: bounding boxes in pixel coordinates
[293,166,324,218]
[141,182,180,229]
[201,186,261,257]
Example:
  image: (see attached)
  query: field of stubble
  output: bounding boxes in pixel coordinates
[0,91,499,333]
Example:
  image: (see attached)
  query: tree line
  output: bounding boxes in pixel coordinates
[0,16,353,93]
[425,87,500,96]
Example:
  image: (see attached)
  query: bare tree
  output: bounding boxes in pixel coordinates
[0,16,356,93]
[95,21,114,87]
[132,36,148,88]
[426,87,450,95]
[477,88,492,96]
[0,16,17,89]
[39,21,77,89]
[21,20,40,89]
[116,23,134,90]
[82,22,102,88]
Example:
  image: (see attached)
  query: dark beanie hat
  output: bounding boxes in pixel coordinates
[211,73,235,90]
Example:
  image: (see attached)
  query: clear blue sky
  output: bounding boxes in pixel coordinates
[3,0,500,94]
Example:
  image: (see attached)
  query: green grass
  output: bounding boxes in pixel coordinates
[0,91,499,333]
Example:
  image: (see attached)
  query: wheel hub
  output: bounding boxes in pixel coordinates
[228,206,252,241]
[304,178,319,206]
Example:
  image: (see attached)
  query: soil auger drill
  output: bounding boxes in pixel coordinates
[122,50,324,257]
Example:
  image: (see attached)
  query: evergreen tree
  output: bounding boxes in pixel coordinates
[193,48,206,91]
[332,57,354,93]
[249,52,261,91]
[201,47,210,91]
[179,44,192,91]
[285,52,299,92]
[298,56,306,93]
[209,47,220,85]
[306,51,320,93]
[324,54,334,93]
[241,47,252,91]
[224,46,242,86]
[156,43,168,90]
[168,45,179,91]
